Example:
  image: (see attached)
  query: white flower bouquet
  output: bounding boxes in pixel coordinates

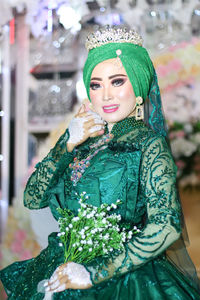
[57,192,140,264]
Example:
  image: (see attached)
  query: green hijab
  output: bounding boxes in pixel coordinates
[83,36,167,138]
[83,42,154,102]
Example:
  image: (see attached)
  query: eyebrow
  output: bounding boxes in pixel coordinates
[91,74,127,81]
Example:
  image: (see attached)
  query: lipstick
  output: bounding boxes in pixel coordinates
[103,105,119,113]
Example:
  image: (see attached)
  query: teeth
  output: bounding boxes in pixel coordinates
[104,105,119,110]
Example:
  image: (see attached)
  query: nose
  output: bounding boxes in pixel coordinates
[103,85,112,101]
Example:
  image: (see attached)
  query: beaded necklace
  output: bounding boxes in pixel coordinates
[111,117,144,139]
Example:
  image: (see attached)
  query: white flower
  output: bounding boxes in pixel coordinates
[91,229,95,234]
[133,226,138,230]
[87,240,93,245]
[78,247,83,251]
[101,212,106,217]
[128,231,133,239]
[81,234,86,239]
[191,133,200,146]
[57,233,62,237]
[107,207,111,211]
[109,248,113,252]
[111,204,117,209]
[104,234,109,240]
[59,243,63,247]
[89,248,93,252]
[72,217,79,222]
[116,199,121,204]
[184,123,193,134]
[69,224,73,228]
[102,219,107,224]
[171,138,197,158]
[65,227,69,231]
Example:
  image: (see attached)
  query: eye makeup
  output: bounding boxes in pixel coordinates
[90,82,101,90]
[111,78,126,87]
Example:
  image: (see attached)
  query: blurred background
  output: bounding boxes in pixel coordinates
[0,0,200,298]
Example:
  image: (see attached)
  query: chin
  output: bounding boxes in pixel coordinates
[103,115,126,123]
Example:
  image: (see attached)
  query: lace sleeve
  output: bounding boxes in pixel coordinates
[24,129,74,210]
[85,135,182,285]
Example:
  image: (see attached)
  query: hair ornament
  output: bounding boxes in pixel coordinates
[115,49,123,68]
[85,26,143,51]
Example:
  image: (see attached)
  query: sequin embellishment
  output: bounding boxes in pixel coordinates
[69,134,112,186]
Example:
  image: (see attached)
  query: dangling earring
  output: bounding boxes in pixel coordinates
[135,96,144,120]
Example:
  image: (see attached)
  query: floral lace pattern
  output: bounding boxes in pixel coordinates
[69,134,112,186]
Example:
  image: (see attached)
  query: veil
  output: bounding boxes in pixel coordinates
[144,68,200,290]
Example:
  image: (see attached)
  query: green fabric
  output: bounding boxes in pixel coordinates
[83,43,154,101]
[0,119,200,299]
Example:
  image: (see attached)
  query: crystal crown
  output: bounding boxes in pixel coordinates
[85,26,143,51]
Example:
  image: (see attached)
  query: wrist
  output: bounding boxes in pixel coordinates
[67,142,76,152]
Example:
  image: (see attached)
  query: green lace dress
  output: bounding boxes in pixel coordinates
[0,118,199,300]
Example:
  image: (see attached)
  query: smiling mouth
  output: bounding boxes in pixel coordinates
[103,105,119,110]
[103,105,120,113]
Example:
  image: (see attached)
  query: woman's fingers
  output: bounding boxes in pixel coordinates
[90,130,104,138]
[78,104,86,114]
[89,125,104,134]
[53,283,67,292]
[46,274,68,292]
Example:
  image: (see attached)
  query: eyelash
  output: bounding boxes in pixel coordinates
[90,78,126,90]
[111,78,125,87]
[90,83,101,90]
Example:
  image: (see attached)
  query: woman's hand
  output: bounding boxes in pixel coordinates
[67,104,105,152]
[45,262,92,293]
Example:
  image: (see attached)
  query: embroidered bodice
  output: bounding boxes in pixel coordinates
[24,117,181,285]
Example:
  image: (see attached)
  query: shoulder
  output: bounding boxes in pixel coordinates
[119,124,169,153]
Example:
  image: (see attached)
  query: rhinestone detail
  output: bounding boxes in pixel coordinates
[85,26,143,51]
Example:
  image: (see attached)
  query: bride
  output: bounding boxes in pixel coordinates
[0,26,200,300]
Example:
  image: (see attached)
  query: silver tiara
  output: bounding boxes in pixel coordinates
[85,26,143,51]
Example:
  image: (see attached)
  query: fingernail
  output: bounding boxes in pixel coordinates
[43,282,49,287]
[51,280,59,289]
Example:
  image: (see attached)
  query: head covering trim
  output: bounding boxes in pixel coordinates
[83,42,154,102]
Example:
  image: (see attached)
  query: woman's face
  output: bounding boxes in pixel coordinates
[89,58,136,124]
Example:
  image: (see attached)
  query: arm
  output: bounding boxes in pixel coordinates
[24,129,74,209]
[84,135,182,284]
[24,105,105,210]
